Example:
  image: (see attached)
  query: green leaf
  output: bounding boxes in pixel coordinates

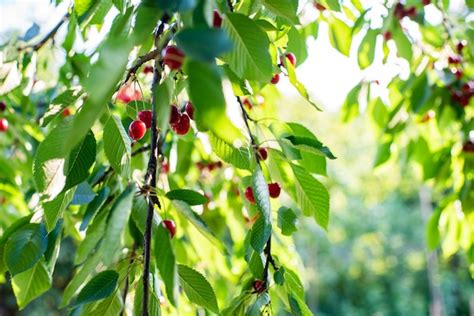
[166,189,208,205]
[248,293,270,315]
[261,0,299,24]
[320,0,341,11]
[70,182,96,205]
[288,294,313,316]
[223,13,272,82]
[426,208,442,250]
[74,0,95,17]
[277,207,297,236]
[90,290,123,316]
[291,163,330,229]
[103,115,132,179]
[274,267,285,285]
[154,223,178,305]
[358,29,377,69]
[80,187,110,231]
[154,77,173,134]
[284,267,305,299]
[341,84,361,122]
[208,132,251,170]
[374,138,392,167]
[65,131,96,190]
[41,89,83,127]
[175,27,232,62]
[125,101,151,120]
[42,188,75,232]
[11,260,52,310]
[284,135,336,159]
[75,270,118,306]
[155,0,196,12]
[75,207,109,265]
[133,277,161,316]
[285,57,322,110]
[287,26,308,65]
[250,168,272,253]
[178,264,220,313]
[392,24,412,61]
[5,223,48,275]
[328,17,352,56]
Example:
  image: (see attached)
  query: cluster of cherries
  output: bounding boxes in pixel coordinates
[196,160,223,172]
[170,102,194,135]
[128,110,152,141]
[448,41,472,107]
[0,101,8,133]
[394,2,417,19]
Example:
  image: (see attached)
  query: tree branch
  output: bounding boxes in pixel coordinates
[19,12,70,51]
[123,49,160,84]
[227,0,235,12]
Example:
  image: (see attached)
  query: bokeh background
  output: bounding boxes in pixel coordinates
[1,0,473,315]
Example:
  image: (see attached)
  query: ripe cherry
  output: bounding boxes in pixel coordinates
[462,81,474,95]
[129,120,147,141]
[163,45,185,70]
[117,85,142,104]
[280,53,296,67]
[244,186,255,204]
[0,101,6,112]
[314,2,326,11]
[143,65,153,74]
[451,68,463,80]
[268,182,281,198]
[394,3,405,19]
[173,113,190,135]
[169,105,181,126]
[383,31,392,41]
[213,10,223,28]
[242,98,253,110]
[462,141,474,153]
[258,148,268,161]
[253,280,265,293]
[456,40,467,53]
[163,220,176,238]
[62,108,72,117]
[185,101,194,120]
[405,6,416,17]
[138,110,152,129]
[422,0,430,5]
[161,161,170,173]
[271,74,280,84]
[0,118,8,132]
[448,55,461,65]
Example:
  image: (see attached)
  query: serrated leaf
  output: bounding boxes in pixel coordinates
[178,264,220,313]
[175,27,232,62]
[277,207,297,236]
[341,84,361,122]
[208,132,251,170]
[284,135,336,159]
[11,260,51,310]
[248,293,270,315]
[70,182,96,205]
[250,168,272,253]
[154,223,178,306]
[5,223,48,275]
[328,17,352,56]
[126,101,151,120]
[166,189,208,205]
[155,0,196,12]
[223,13,272,82]
[285,57,321,110]
[261,0,299,24]
[392,24,412,61]
[290,163,329,229]
[358,29,377,69]
[103,115,131,179]
[80,187,110,231]
[89,290,123,316]
[41,89,83,127]
[0,215,33,274]
[75,270,118,306]
[42,188,75,232]
[75,207,109,265]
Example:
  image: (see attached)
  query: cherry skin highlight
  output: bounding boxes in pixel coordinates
[0,118,9,132]
[280,53,296,67]
[129,120,147,141]
[138,110,152,129]
[271,74,280,84]
[163,45,185,70]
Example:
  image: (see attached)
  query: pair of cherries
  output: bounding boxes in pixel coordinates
[244,183,281,204]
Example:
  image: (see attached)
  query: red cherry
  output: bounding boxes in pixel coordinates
[422,0,430,5]
[143,65,153,74]
[271,74,280,84]
[394,3,405,19]
[268,182,281,198]
[405,6,416,17]
[0,118,8,132]
[163,220,176,238]
[62,108,72,117]
[169,105,180,126]
[253,280,265,293]
[462,81,474,95]
[451,68,463,80]
[462,141,474,153]
[163,45,185,70]
[244,186,255,204]
[456,40,467,53]
[185,101,194,120]
[138,110,152,129]
[258,148,268,161]
[383,31,392,41]
[448,55,461,65]
[173,113,190,135]
[242,98,252,110]
[161,161,170,173]
[128,120,147,141]
[213,10,223,28]
[314,2,326,11]
[280,53,296,67]
[117,85,142,104]
[459,95,470,107]
[216,161,223,168]
[0,101,6,112]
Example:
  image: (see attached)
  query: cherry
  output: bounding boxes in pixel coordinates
[0,101,6,112]
[163,220,176,238]
[161,161,170,173]
[394,3,405,19]
[314,2,326,11]
[163,45,185,70]
[252,280,265,293]
[451,68,463,80]
[462,81,474,95]
[462,141,474,153]
[213,10,222,28]
[173,113,190,135]
[185,101,194,120]
[244,186,255,204]
[138,110,152,129]
[258,148,268,161]
[128,120,147,141]
[456,40,467,53]
[422,0,430,5]
[383,31,392,41]
[143,65,153,74]
[448,55,461,64]
[268,182,281,198]
[117,85,142,104]
[242,98,253,110]
[0,118,8,132]
[405,6,416,17]
[271,74,280,84]
[62,108,72,117]
[280,53,296,67]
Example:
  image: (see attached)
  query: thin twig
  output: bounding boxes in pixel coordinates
[123,49,160,84]
[19,12,70,51]
[227,0,234,12]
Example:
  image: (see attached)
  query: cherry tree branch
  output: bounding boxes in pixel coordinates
[123,49,160,84]
[19,12,70,51]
